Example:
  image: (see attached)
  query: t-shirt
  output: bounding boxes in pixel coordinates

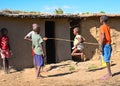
[0,35,9,50]
[99,24,111,44]
[32,33,43,55]
[73,34,82,46]
[26,31,34,38]
[26,31,42,39]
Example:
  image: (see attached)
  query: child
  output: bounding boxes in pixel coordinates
[32,26,45,78]
[24,23,47,72]
[0,28,11,74]
[99,15,112,80]
[71,27,86,61]
[24,23,47,41]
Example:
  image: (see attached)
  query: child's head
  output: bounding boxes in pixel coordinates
[73,27,79,35]
[1,28,8,35]
[33,26,40,34]
[100,15,108,24]
[32,23,39,30]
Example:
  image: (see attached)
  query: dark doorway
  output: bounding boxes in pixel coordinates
[45,21,56,64]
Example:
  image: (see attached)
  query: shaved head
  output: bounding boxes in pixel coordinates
[32,23,39,30]
[100,15,108,23]
[74,27,80,32]
[73,27,80,35]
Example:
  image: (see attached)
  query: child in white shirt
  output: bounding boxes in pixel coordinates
[71,27,86,61]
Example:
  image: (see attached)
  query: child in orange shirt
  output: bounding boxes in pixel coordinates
[99,15,112,80]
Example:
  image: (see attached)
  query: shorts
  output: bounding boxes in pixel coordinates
[72,44,84,51]
[77,45,84,51]
[102,44,112,62]
[1,49,9,59]
[34,54,44,67]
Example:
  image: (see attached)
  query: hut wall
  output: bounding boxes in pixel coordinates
[80,17,120,60]
[0,16,45,69]
[0,17,72,69]
[55,19,72,62]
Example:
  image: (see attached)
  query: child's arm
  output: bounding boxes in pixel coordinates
[8,40,13,55]
[8,43,11,50]
[99,26,105,52]
[43,37,48,41]
[40,43,45,57]
[82,36,86,42]
[75,36,86,46]
[0,38,1,52]
[32,44,35,51]
[99,33,105,52]
[74,37,82,47]
[24,31,32,42]
[24,36,32,41]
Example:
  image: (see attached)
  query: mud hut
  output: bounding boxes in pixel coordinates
[0,12,120,69]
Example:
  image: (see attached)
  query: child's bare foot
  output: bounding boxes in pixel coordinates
[37,76,43,79]
[37,75,44,79]
[81,55,86,62]
[4,71,8,74]
[102,74,112,80]
[83,56,87,62]
[41,70,47,73]
[4,69,9,74]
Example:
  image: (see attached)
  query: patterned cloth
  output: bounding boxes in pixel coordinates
[0,36,10,58]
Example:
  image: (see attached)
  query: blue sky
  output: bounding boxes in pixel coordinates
[0,0,120,14]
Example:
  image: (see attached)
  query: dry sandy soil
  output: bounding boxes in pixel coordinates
[0,58,120,86]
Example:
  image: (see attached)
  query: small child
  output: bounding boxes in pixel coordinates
[32,26,45,78]
[71,27,86,61]
[24,23,47,72]
[0,28,11,74]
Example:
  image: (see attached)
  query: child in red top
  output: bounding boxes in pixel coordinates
[0,28,11,74]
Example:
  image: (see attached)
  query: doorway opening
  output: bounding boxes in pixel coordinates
[45,21,56,64]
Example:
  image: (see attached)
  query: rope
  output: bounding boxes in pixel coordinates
[84,42,99,45]
[48,38,73,42]
[47,38,99,45]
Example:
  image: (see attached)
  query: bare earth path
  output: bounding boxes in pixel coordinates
[0,59,120,86]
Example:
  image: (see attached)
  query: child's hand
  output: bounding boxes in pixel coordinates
[43,37,48,41]
[9,50,13,56]
[72,46,77,49]
[99,45,102,52]
[43,53,46,58]
[72,46,75,49]
[32,45,35,49]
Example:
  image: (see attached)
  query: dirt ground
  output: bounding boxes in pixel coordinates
[0,58,120,86]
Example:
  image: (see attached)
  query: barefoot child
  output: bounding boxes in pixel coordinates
[0,28,12,74]
[24,23,47,72]
[32,26,45,78]
[71,27,86,61]
[99,15,112,80]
